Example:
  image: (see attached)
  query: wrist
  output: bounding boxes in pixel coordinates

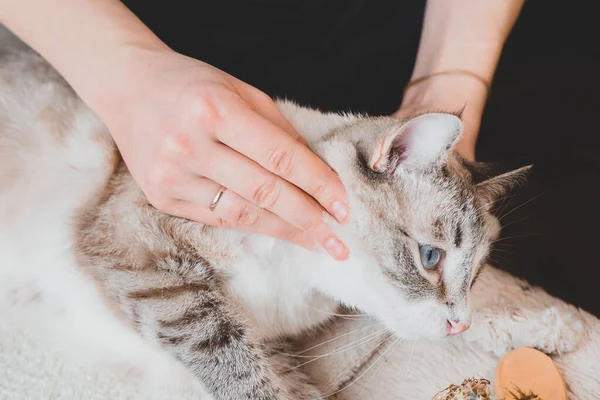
[16,0,171,123]
[410,40,502,88]
[401,73,488,116]
[398,74,487,162]
[79,41,171,124]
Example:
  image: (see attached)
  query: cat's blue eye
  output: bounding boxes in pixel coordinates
[419,245,443,270]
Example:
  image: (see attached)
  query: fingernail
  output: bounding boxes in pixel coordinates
[331,201,349,223]
[323,237,349,261]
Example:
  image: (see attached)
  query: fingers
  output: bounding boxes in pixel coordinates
[215,104,349,225]
[169,176,315,248]
[240,87,308,145]
[187,143,349,260]
[256,105,309,146]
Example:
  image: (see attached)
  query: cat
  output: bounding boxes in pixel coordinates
[0,32,534,399]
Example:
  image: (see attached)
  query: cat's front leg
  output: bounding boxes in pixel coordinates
[463,303,585,357]
[127,279,295,400]
[462,266,586,357]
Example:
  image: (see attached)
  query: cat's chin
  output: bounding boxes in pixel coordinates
[384,329,449,343]
[381,316,450,342]
[378,300,455,341]
[396,328,449,342]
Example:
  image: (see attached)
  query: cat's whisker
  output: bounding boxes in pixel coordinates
[282,328,390,372]
[404,339,417,376]
[491,248,514,255]
[488,252,507,261]
[320,335,401,399]
[493,243,519,249]
[474,193,515,215]
[496,210,545,231]
[493,193,517,219]
[320,312,423,395]
[492,232,540,244]
[496,192,545,222]
[305,305,371,319]
[487,254,509,266]
[356,335,405,397]
[278,321,383,358]
[290,309,419,360]
[321,332,396,395]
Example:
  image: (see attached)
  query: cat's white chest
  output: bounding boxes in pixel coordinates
[225,238,337,340]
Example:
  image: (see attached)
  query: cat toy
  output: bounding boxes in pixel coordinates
[432,347,568,400]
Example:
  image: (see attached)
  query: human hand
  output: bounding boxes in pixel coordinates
[395,72,490,162]
[95,49,350,260]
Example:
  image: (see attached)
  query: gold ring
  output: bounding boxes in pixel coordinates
[209,186,227,211]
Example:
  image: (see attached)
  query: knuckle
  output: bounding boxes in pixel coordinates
[300,216,319,232]
[281,228,303,243]
[267,147,295,178]
[254,90,274,107]
[233,205,261,227]
[312,182,329,201]
[161,132,193,160]
[189,96,220,126]
[215,217,230,228]
[251,179,280,209]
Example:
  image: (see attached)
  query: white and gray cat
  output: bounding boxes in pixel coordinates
[0,34,558,399]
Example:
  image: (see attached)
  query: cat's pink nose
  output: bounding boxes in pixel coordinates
[446,320,470,335]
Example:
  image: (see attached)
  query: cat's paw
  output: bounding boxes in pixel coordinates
[463,306,586,357]
[528,307,586,355]
[461,313,518,357]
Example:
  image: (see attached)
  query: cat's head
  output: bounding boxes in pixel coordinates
[313,113,529,340]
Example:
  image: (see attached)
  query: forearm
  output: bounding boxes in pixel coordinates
[401,0,524,158]
[411,0,524,83]
[0,0,168,114]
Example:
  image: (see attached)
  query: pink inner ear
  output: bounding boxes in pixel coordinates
[369,113,463,172]
[369,135,396,172]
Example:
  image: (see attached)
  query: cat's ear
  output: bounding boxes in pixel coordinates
[475,165,533,209]
[369,113,463,172]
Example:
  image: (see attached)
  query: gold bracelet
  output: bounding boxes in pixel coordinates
[404,70,492,97]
